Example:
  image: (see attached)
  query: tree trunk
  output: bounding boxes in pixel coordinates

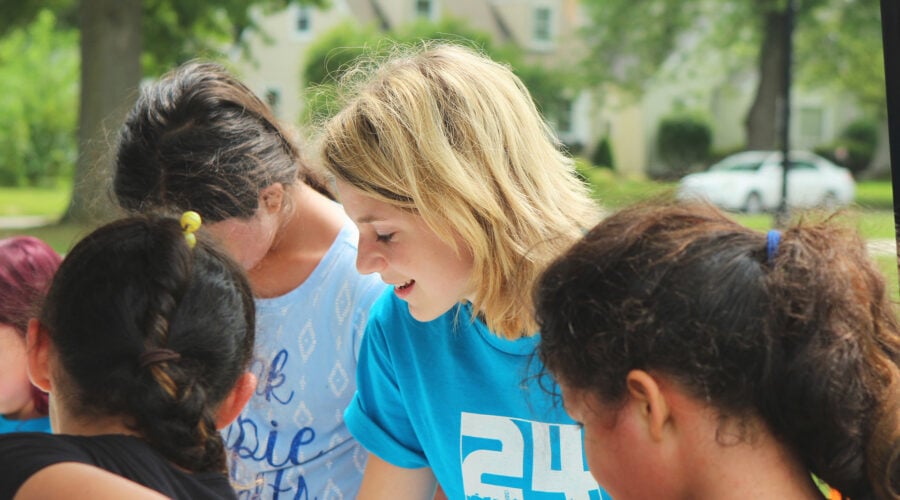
[63,0,141,224]
[864,119,892,179]
[744,8,788,151]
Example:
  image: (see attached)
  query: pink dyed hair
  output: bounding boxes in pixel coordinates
[0,236,62,415]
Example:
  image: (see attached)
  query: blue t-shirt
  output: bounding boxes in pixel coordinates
[0,415,51,434]
[345,291,608,500]
[223,220,386,499]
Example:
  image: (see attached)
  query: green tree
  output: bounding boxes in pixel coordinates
[580,0,880,151]
[796,0,884,116]
[0,0,324,223]
[0,11,78,187]
[301,17,573,130]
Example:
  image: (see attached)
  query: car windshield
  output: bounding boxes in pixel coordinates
[710,159,764,172]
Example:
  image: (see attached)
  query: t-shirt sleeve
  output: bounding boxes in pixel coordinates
[344,294,429,469]
[0,433,90,496]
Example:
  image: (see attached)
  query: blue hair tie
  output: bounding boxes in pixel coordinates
[766,229,782,265]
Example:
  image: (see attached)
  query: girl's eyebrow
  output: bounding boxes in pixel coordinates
[356,215,386,224]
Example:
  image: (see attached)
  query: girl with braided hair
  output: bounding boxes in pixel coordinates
[535,200,900,500]
[0,214,257,499]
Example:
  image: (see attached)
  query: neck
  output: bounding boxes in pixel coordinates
[683,422,822,499]
[48,393,140,437]
[248,182,345,297]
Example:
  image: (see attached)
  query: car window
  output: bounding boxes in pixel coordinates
[789,161,817,171]
[712,161,763,172]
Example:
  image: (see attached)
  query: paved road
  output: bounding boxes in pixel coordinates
[868,239,898,257]
[0,215,56,229]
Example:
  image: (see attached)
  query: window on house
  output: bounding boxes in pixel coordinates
[295,6,312,35]
[556,98,574,134]
[533,6,553,43]
[798,106,824,145]
[415,0,433,18]
[265,88,281,116]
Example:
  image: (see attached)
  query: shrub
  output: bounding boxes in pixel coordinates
[814,118,879,177]
[655,112,712,179]
[591,136,614,170]
[0,10,77,187]
[301,18,573,129]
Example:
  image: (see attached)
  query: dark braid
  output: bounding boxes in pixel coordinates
[41,215,255,473]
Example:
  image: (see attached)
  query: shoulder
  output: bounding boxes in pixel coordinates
[0,433,92,498]
[14,462,169,500]
[0,432,85,458]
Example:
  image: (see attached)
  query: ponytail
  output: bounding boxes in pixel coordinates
[762,223,900,499]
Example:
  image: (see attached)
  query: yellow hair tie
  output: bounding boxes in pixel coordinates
[180,211,202,249]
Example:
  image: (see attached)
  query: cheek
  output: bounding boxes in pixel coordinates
[206,220,274,271]
[233,238,270,270]
[581,421,618,485]
[0,331,30,408]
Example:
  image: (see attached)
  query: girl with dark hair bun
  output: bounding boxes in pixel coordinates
[114,61,385,499]
[535,201,900,500]
[0,236,61,434]
[0,215,257,499]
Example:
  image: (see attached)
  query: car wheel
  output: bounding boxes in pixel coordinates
[744,192,763,214]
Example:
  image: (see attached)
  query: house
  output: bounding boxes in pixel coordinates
[229,0,600,166]
[229,1,863,179]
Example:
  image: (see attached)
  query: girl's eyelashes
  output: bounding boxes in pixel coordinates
[375,232,395,243]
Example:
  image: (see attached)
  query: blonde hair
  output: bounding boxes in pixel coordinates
[319,43,600,339]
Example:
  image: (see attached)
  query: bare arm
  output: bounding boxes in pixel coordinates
[357,454,437,500]
[15,463,169,500]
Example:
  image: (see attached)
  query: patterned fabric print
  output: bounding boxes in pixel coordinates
[223,221,386,500]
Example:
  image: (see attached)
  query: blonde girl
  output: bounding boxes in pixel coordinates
[318,43,607,499]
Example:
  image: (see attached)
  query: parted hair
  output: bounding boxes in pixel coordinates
[114,60,330,222]
[39,215,255,473]
[536,201,900,500]
[319,43,599,339]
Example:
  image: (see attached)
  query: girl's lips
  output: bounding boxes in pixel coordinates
[394,279,415,299]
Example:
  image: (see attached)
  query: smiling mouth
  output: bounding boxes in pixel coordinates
[397,280,415,290]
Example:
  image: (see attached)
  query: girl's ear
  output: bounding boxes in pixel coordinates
[214,372,257,429]
[625,369,671,442]
[26,318,53,393]
[259,183,285,214]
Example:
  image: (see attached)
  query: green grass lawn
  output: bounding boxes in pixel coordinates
[0,183,71,217]
[0,181,90,253]
[0,223,93,254]
[1,173,897,256]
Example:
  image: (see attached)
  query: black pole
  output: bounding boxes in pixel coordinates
[881,0,900,284]
[776,0,796,227]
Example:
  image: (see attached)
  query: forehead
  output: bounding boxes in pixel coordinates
[334,179,406,224]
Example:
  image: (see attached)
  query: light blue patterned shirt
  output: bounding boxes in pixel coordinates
[223,219,386,500]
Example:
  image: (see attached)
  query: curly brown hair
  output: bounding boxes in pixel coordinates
[536,201,900,500]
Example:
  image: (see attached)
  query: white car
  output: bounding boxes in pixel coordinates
[677,150,856,213]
